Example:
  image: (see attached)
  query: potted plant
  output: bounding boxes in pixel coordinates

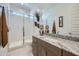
[35,12,40,22]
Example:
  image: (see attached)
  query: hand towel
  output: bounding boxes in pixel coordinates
[1,7,9,48]
[52,20,56,34]
[0,7,2,45]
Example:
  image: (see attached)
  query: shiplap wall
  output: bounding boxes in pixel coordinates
[71,4,79,37]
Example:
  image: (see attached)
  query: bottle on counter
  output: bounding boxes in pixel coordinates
[45,25,49,34]
[39,25,44,36]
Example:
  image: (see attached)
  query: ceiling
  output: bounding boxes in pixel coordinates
[25,3,53,9]
[23,3,57,15]
[9,3,58,12]
[23,3,57,10]
[9,3,58,16]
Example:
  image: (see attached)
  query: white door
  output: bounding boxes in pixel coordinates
[8,11,23,48]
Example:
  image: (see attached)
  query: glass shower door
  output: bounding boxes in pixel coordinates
[8,11,24,49]
[24,15,33,44]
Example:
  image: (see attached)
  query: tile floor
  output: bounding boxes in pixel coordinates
[7,43,33,56]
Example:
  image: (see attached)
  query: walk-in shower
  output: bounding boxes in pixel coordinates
[8,4,33,49]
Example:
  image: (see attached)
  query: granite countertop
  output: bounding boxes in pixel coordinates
[33,35,79,56]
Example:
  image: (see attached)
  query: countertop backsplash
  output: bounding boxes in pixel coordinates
[46,33,79,42]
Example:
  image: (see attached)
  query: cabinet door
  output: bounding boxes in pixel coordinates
[32,37,38,56]
[47,49,56,56]
[63,50,76,56]
[32,44,38,56]
[38,45,46,56]
[47,45,61,56]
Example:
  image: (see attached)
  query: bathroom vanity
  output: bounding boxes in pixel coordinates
[32,35,79,56]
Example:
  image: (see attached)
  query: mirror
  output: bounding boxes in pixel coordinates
[42,3,79,38]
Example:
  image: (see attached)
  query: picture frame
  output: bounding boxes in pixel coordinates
[59,16,63,27]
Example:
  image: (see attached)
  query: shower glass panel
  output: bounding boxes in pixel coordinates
[8,11,24,49]
[8,8,33,49]
[24,15,33,44]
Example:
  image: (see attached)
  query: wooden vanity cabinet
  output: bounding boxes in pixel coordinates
[46,45,61,56]
[62,50,76,56]
[32,36,76,56]
[38,38,62,56]
[38,45,46,56]
[32,36,38,56]
[38,38,47,56]
[32,36,62,56]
